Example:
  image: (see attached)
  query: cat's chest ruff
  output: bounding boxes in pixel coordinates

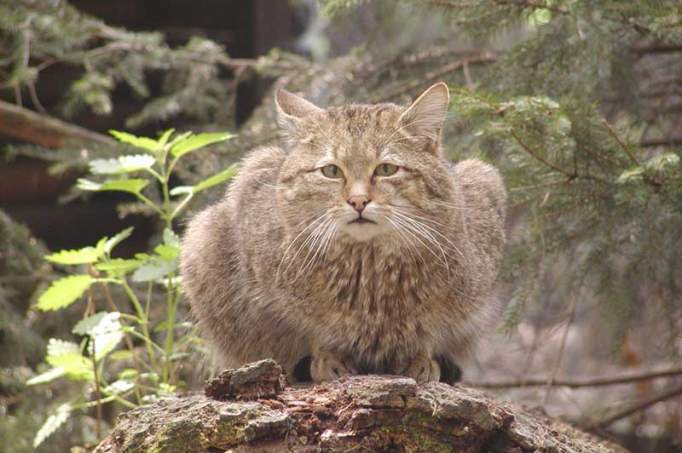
[308,242,449,315]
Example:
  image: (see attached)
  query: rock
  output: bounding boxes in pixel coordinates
[95,361,627,453]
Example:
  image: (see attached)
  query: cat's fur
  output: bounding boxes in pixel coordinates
[181,83,506,383]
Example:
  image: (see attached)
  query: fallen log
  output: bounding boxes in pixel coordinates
[94,359,626,453]
[0,100,115,148]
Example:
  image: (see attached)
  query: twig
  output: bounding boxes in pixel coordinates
[632,43,682,54]
[590,382,682,429]
[640,137,682,148]
[509,130,577,178]
[601,118,640,166]
[374,52,496,102]
[543,296,577,405]
[466,366,682,389]
[27,81,46,114]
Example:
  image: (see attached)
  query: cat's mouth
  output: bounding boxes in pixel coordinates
[348,217,376,225]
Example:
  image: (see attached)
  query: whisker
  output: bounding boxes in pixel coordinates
[386,216,424,265]
[277,212,330,280]
[393,207,466,262]
[295,216,335,279]
[391,214,449,272]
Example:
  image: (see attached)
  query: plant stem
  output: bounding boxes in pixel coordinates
[162,276,178,383]
[120,279,159,372]
[90,345,102,440]
[159,144,173,230]
[170,193,193,222]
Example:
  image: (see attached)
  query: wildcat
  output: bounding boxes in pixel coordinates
[180,82,506,383]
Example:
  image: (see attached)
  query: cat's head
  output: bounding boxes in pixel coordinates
[275,83,455,246]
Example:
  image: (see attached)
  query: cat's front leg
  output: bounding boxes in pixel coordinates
[310,349,358,382]
[400,353,441,383]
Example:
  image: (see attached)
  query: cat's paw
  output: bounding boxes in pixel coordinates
[310,351,357,382]
[402,355,441,383]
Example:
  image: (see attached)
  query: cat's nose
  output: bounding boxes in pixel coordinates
[347,195,370,213]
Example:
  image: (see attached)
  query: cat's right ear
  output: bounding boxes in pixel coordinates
[275,89,323,135]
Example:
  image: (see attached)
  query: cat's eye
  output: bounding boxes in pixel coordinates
[374,163,399,177]
[321,164,343,179]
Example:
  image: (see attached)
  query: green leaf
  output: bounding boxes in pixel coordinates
[33,403,72,448]
[104,379,135,395]
[154,244,179,261]
[153,320,170,332]
[169,185,193,197]
[45,247,102,265]
[73,312,123,360]
[89,154,156,175]
[110,351,134,362]
[26,367,66,386]
[170,132,232,158]
[132,257,177,282]
[157,129,175,147]
[104,227,135,254]
[77,178,149,195]
[96,258,142,275]
[47,338,80,357]
[118,368,139,379]
[163,228,181,248]
[191,164,239,194]
[37,275,94,311]
[45,339,93,381]
[110,130,161,153]
[166,131,192,149]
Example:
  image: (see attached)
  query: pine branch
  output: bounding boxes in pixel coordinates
[590,382,682,429]
[467,366,682,389]
[601,119,640,166]
[509,130,576,179]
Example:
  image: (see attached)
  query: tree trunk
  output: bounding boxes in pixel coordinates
[94,360,625,453]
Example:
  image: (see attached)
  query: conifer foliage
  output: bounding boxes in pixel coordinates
[322,0,682,354]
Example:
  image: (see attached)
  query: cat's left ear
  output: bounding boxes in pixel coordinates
[275,89,324,134]
[397,82,450,145]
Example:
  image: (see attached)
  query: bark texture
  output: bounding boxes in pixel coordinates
[94,360,626,453]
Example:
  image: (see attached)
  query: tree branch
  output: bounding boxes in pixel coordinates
[0,100,115,149]
[591,382,682,429]
[374,52,496,102]
[509,129,577,178]
[467,366,682,389]
[640,137,682,148]
[601,119,640,166]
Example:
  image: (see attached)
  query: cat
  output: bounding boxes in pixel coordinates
[180,82,506,383]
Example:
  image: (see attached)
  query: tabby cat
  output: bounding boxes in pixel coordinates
[181,82,506,383]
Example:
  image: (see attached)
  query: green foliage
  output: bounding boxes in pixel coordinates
[0,1,244,128]
[33,403,72,449]
[36,275,94,311]
[27,129,235,447]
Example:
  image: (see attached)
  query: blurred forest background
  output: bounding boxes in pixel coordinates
[1,0,681,451]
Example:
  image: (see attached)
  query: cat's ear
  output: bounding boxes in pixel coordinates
[275,89,323,134]
[397,82,450,145]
